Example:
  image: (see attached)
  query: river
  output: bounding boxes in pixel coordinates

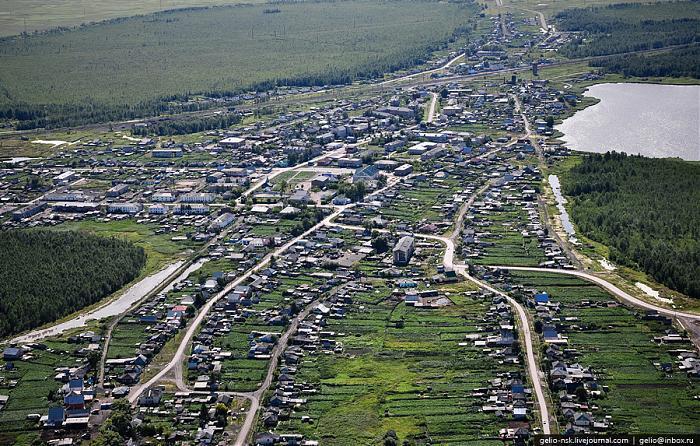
[548,174,578,245]
[556,83,700,161]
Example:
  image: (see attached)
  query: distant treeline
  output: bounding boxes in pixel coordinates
[0,230,146,338]
[3,96,213,131]
[131,112,242,136]
[590,46,700,79]
[557,2,700,58]
[562,152,700,298]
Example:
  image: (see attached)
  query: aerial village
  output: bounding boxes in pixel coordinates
[0,8,698,446]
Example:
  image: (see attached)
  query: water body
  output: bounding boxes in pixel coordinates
[557,83,700,161]
[548,174,578,245]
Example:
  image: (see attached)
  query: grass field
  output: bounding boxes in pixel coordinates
[0,0,267,37]
[53,219,197,275]
[482,0,677,19]
[0,0,477,111]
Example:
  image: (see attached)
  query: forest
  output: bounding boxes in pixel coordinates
[0,230,146,338]
[0,0,478,129]
[556,1,699,58]
[562,152,700,298]
[590,46,700,79]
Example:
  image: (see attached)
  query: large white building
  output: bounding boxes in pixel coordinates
[392,236,415,266]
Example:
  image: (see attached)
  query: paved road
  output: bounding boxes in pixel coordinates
[127,176,404,434]
[379,51,464,86]
[426,92,439,123]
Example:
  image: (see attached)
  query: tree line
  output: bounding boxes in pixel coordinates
[0,230,146,338]
[562,152,700,298]
[131,112,242,136]
[590,46,700,79]
[556,2,699,58]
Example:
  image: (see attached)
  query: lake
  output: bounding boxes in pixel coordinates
[556,83,700,161]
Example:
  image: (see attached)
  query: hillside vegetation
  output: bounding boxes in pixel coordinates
[0,0,478,129]
[557,1,700,57]
[0,230,146,338]
[562,152,700,298]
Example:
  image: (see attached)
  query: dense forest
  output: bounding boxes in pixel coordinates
[0,230,146,338]
[557,2,699,58]
[590,46,700,79]
[562,152,700,298]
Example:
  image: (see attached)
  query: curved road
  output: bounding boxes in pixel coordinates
[487,266,700,321]
[327,230,553,433]
[379,51,464,86]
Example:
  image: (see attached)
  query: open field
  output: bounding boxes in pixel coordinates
[482,0,678,19]
[0,0,478,128]
[52,219,198,275]
[0,0,267,37]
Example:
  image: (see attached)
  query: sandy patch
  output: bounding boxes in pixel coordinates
[599,258,616,271]
[636,282,673,304]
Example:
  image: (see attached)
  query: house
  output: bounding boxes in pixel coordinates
[3,348,23,361]
[535,292,550,304]
[45,407,65,428]
[107,203,142,214]
[393,236,415,265]
[152,148,182,158]
[148,204,168,215]
[106,184,128,197]
[394,163,413,177]
[63,392,84,410]
[573,412,593,427]
[338,158,363,168]
[210,212,235,231]
[219,136,246,149]
[353,165,379,183]
[332,196,352,206]
[138,387,163,407]
[377,106,415,119]
[289,190,311,205]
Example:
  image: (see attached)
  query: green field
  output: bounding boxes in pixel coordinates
[0,0,478,128]
[507,271,700,433]
[269,278,526,445]
[53,219,198,275]
[0,0,266,37]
